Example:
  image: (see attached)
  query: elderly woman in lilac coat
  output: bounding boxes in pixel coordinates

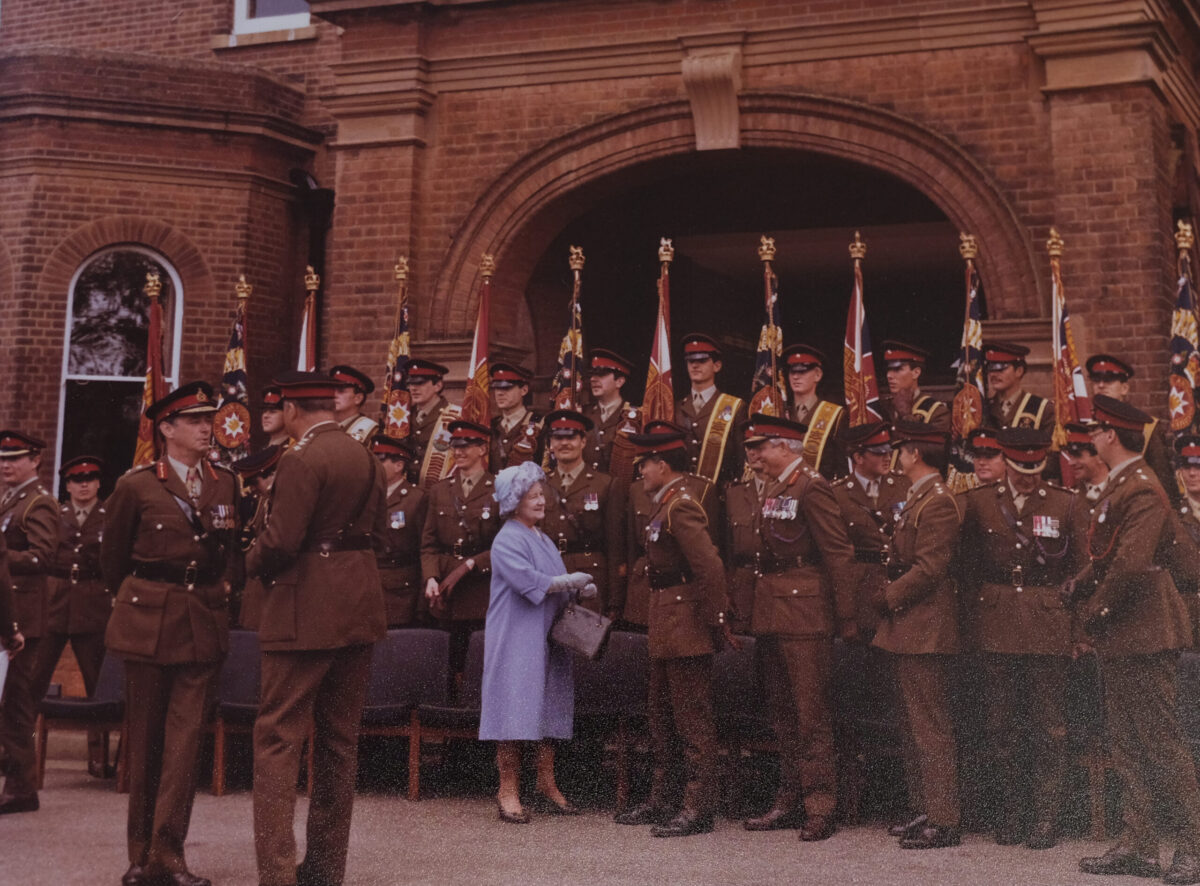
[480,461,595,824]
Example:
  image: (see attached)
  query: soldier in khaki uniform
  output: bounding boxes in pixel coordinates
[1063,422,1110,517]
[966,427,1006,484]
[0,535,21,660]
[781,344,847,480]
[421,420,500,669]
[328,364,380,446]
[739,414,857,842]
[1176,434,1200,542]
[540,409,625,619]
[0,430,58,815]
[958,429,1085,849]
[30,456,113,777]
[245,371,387,886]
[1085,354,1176,500]
[230,445,283,630]
[612,424,732,838]
[260,386,290,448]
[722,423,768,634]
[489,362,542,471]
[872,422,963,850]
[406,359,461,488]
[371,434,428,627]
[983,341,1055,430]
[1070,396,1200,884]
[615,421,719,629]
[676,334,747,487]
[830,422,910,640]
[101,383,237,886]
[583,349,641,477]
[881,341,951,432]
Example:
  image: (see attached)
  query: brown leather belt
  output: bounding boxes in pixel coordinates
[556,539,597,554]
[49,563,101,581]
[854,548,887,565]
[756,554,808,574]
[132,560,219,586]
[648,567,692,590]
[984,565,1056,587]
[302,534,373,554]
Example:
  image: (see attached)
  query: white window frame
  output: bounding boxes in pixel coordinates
[233,0,310,35]
[54,245,184,493]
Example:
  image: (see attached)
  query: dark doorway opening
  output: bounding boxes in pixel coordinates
[524,147,968,406]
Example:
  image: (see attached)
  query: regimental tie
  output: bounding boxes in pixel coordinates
[186,466,202,506]
[76,507,87,527]
[693,392,705,410]
[1086,484,1103,502]
[461,475,473,497]
[866,480,879,507]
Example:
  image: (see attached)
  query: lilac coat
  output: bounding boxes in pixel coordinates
[479,519,574,741]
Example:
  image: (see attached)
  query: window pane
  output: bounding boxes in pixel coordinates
[250,0,309,17]
[61,380,144,490]
[68,250,175,378]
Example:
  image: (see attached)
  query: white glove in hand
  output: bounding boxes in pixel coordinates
[579,583,599,600]
[548,572,594,594]
[424,577,441,599]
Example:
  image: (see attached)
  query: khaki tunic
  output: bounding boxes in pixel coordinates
[47,501,111,635]
[830,472,910,636]
[489,410,542,472]
[583,401,639,474]
[0,480,59,639]
[722,477,762,633]
[676,391,747,486]
[541,467,625,615]
[420,472,500,622]
[376,480,428,626]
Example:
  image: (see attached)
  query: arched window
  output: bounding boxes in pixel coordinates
[55,246,183,491]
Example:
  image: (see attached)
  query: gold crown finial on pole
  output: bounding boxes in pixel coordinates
[394,256,409,282]
[959,232,978,261]
[1177,220,1195,254]
[144,270,162,302]
[658,238,674,263]
[480,253,496,278]
[1046,228,1065,258]
[849,231,866,260]
[235,274,252,301]
[758,236,777,262]
[568,245,585,272]
[304,265,320,293]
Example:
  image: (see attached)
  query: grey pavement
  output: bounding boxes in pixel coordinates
[2,734,1173,886]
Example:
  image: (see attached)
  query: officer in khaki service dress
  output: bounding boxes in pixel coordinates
[1068,396,1200,885]
[722,422,769,634]
[489,362,542,472]
[983,341,1055,430]
[881,341,951,432]
[0,429,58,815]
[30,455,113,778]
[830,421,910,639]
[244,371,388,886]
[781,344,847,480]
[958,428,1086,850]
[371,434,428,627]
[328,364,379,446]
[540,409,625,619]
[101,382,237,886]
[230,445,283,630]
[0,534,22,664]
[739,414,858,842]
[675,334,747,487]
[405,359,461,488]
[871,422,964,850]
[583,348,641,478]
[614,421,719,629]
[612,424,733,838]
[421,420,500,670]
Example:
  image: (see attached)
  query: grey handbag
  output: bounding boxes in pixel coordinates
[550,599,613,660]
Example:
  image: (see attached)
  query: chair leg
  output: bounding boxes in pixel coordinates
[407,714,422,802]
[615,718,630,812]
[212,719,226,797]
[102,730,111,770]
[34,714,47,790]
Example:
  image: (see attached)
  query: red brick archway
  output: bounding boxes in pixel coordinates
[430,92,1042,344]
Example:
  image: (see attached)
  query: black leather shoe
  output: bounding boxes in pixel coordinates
[531,793,581,815]
[1026,820,1057,850]
[887,813,927,838]
[121,864,148,886]
[0,792,38,815]
[88,760,117,779]
[144,873,212,886]
[1079,845,1162,877]
[651,809,714,838]
[614,803,672,826]
[995,825,1026,846]
[798,816,836,842]
[1164,850,1200,885]
[743,806,805,831]
[901,824,961,850]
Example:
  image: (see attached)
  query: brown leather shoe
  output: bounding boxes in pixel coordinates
[1078,845,1161,877]
[743,806,805,831]
[798,817,836,842]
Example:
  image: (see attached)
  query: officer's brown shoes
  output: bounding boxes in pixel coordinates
[1025,821,1058,850]
[650,809,714,837]
[1079,845,1162,878]
[613,803,672,826]
[900,824,961,850]
[742,806,804,831]
[798,817,836,842]
[0,791,38,815]
[1164,850,1200,885]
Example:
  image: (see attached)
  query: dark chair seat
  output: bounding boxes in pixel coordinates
[411,703,480,731]
[360,628,451,732]
[38,698,123,722]
[407,629,484,800]
[35,652,126,790]
[211,630,261,795]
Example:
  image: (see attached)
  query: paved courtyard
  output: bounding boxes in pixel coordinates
[1,734,1175,886]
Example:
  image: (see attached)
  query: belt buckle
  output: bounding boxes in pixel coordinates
[69,563,80,584]
[453,540,463,558]
[557,537,568,554]
[1011,564,1024,587]
[879,546,889,566]
[184,560,198,591]
[753,552,763,577]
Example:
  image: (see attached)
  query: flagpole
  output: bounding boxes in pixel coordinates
[748,235,784,417]
[460,253,493,425]
[299,265,319,371]
[642,238,675,422]
[563,245,585,409]
[133,270,166,467]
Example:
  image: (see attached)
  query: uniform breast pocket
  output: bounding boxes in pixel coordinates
[107,580,170,659]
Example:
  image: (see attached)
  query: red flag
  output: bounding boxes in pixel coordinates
[1048,229,1090,482]
[549,247,586,411]
[380,257,413,437]
[748,236,785,416]
[211,276,252,465]
[460,254,493,425]
[642,239,675,423]
[297,265,319,371]
[842,232,882,426]
[133,272,168,467]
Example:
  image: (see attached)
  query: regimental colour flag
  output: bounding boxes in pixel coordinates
[549,246,586,411]
[843,232,882,426]
[1169,222,1200,432]
[211,276,252,464]
[459,254,493,426]
[642,239,676,423]
[748,237,785,417]
[1048,229,1091,450]
[133,271,168,467]
[380,258,413,437]
[297,265,319,372]
[951,235,986,439]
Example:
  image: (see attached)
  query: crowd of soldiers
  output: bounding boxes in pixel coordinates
[2,332,1200,885]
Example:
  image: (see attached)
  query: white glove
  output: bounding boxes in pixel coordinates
[579,582,599,600]
[548,572,594,594]
[424,577,440,599]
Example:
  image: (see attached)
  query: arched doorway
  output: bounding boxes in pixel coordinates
[522,147,965,405]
